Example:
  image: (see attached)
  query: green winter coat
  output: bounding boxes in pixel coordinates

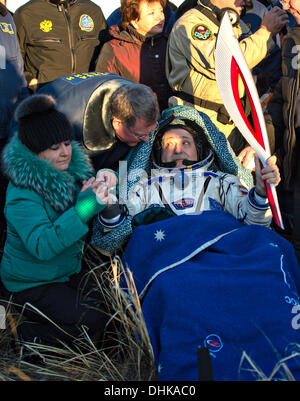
[1,136,94,292]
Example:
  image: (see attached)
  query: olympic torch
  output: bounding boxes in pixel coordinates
[215,12,284,229]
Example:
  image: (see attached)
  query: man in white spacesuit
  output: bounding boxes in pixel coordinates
[117,120,300,383]
[90,109,300,384]
[98,118,280,230]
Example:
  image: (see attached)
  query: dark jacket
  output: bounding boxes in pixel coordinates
[13,0,107,85]
[0,4,28,139]
[266,26,300,187]
[95,24,173,111]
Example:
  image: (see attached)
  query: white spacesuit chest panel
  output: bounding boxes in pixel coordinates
[153,172,218,215]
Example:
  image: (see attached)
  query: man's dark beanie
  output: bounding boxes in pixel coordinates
[15,94,73,154]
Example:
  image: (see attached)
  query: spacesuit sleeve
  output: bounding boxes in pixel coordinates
[126,180,150,217]
[219,174,273,227]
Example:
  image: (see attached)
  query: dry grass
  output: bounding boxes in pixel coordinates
[238,349,300,381]
[0,255,156,381]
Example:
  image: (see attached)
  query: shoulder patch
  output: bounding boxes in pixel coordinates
[0,22,14,34]
[79,14,94,32]
[191,23,212,40]
[238,185,248,196]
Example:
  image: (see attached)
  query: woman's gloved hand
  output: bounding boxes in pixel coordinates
[75,177,109,223]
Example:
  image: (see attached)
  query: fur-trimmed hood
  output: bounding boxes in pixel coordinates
[2,135,94,212]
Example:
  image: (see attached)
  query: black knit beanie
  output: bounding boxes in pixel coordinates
[15,94,73,154]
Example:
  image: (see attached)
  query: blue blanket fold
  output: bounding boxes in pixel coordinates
[122,211,300,381]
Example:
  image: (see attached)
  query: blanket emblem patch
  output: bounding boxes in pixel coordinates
[204,334,223,357]
[172,198,194,210]
[191,24,212,40]
[79,14,94,32]
[208,197,224,211]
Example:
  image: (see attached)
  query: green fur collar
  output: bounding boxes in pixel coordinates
[2,136,94,212]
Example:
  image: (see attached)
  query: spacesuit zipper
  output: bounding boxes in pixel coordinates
[62,4,75,73]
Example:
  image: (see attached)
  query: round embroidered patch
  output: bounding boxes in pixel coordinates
[204,334,223,354]
[79,14,94,32]
[40,20,53,33]
[191,24,212,40]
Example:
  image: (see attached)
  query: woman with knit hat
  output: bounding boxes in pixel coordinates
[0,94,118,347]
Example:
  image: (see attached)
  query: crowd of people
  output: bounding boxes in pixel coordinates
[1,0,300,380]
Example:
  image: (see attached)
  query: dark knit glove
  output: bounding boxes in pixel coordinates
[75,188,106,223]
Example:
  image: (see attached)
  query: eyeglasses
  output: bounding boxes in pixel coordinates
[127,121,158,140]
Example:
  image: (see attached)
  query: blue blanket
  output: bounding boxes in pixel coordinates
[122,211,300,381]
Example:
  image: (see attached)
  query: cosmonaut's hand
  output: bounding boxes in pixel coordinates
[237,146,256,171]
[95,169,118,188]
[80,176,112,206]
[94,169,118,207]
[254,155,281,197]
[81,170,118,206]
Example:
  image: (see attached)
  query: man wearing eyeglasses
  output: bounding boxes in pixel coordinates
[110,85,159,149]
[37,73,160,171]
[112,119,158,147]
[265,0,300,265]
[89,82,160,171]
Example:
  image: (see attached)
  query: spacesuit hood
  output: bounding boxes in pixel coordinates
[152,105,254,188]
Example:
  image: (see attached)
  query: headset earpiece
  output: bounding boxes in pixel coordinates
[219,8,240,26]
